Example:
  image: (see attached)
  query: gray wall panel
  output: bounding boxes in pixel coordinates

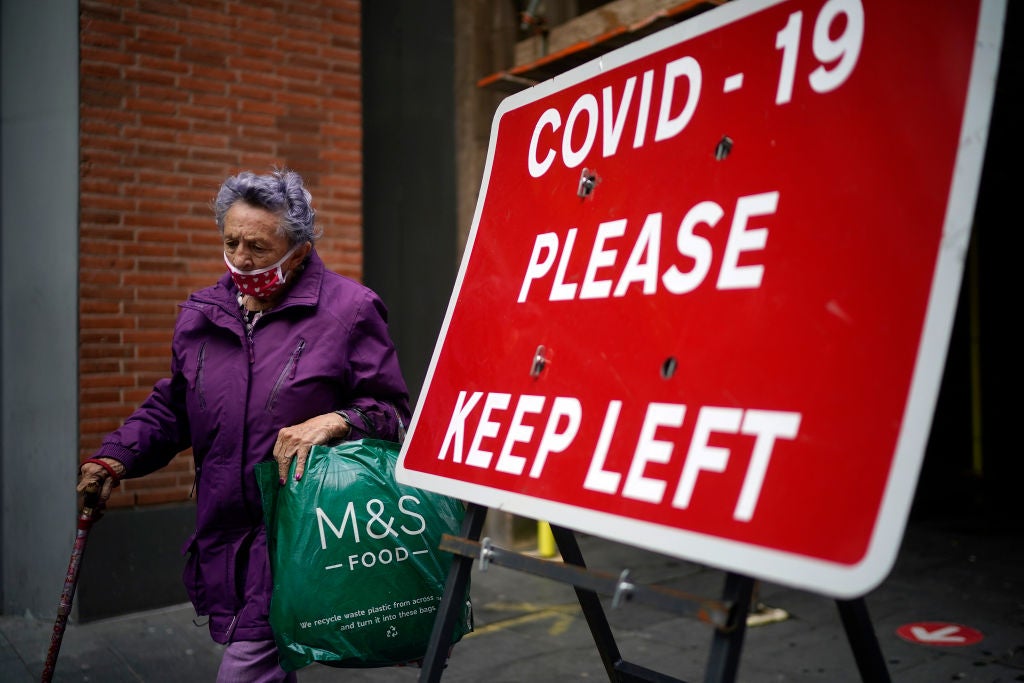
[1,0,80,616]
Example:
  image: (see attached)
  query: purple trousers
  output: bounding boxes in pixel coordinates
[216,639,297,683]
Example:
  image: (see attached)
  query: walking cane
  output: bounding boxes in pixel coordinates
[40,482,103,683]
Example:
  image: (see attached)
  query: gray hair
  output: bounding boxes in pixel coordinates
[213,169,321,245]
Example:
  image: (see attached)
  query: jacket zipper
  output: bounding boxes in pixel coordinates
[195,342,207,410]
[190,464,201,499]
[265,338,306,412]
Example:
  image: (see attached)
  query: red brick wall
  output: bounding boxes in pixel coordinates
[79,0,362,507]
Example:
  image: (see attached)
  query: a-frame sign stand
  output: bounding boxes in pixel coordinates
[399,3,1002,681]
[417,503,891,683]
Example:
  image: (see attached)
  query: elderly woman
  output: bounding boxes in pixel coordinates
[77,169,411,682]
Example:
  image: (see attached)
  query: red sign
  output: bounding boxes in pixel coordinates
[896,622,984,647]
[396,0,1005,597]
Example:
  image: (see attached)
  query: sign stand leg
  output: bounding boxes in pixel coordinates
[551,524,687,683]
[703,573,754,683]
[419,502,488,683]
[550,524,625,680]
[836,598,891,683]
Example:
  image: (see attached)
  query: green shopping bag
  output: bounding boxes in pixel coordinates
[255,439,472,671]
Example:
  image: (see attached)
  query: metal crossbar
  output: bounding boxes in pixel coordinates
[438,534,733,629]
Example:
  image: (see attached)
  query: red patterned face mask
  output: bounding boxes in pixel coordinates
[224,243,302,298]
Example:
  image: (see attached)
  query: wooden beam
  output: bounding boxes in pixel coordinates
[514,0,726,65]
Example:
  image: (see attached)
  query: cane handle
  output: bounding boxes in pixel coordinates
[81,482,102,518]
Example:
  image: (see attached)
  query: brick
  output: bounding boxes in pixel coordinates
[81,45,136,66]
[176,216,216,233]
[80,301,124,315]
[277,64,320,83]
[124,300,180,316]
[80,177,123,195]
[81,313,137,329]
[230,4,276,22]
[82,62,123,80]
[80,356,122,372]
[135,469,183,489]
[79,208,124,227]
[136,84,191,102]
[80,1,123,20]
[123,97,178,114]
[80,372,133,389]
[137,53,192,75]
[229,110,276,128]
[103,491,136,509]
[281,119,320,137]
[273,90,321,108]
[81,150,129,167]
[81,418,131,437]
[226,82,271,101]
[322,98,361,116]
[123,271,181,289]
[81,89,126,108]
[122,8,181,29]
[237,69,287,91]
[136,0,187,18]
[133,259,187,274]
[238,44,278,62]
[234,98,287,116]
[122,216,175,232]
[329,0,359,13]
[322,44,359,64]
[81,106,135,125]
[80,286,135,303]
[324,129,361,153]
[79,269,124,286]
[81,345,134,362]
[137,27,188,46]
[178,103,234,122]
[178,159,233,177]
[321,69,359,88]
[188,7,236,28]
[81,402,139,420]
[135,343,175,359]
[81,390,124,407]
[131,40,179,60]
[78,335,124,352]
[123,358,169,375]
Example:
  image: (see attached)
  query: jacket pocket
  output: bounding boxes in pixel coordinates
[181,532,206,614]
[182,530,243,618]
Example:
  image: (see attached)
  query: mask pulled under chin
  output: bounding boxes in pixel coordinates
[225,243,303,298]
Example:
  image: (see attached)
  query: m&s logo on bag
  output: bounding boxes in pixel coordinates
[315,495,431,572]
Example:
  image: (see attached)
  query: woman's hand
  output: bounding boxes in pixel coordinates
[274,412,350,483]
[77,458,126,504]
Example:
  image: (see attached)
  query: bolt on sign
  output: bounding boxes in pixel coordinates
[396,0,1006,598]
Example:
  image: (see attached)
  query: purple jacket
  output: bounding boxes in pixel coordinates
[93,250,411,643]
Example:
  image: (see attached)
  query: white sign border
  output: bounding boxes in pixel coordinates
[398,0,1007,599]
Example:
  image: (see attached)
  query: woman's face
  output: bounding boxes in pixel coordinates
[223,202,305,273]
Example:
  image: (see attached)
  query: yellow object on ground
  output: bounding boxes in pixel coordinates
[537,520,557,558]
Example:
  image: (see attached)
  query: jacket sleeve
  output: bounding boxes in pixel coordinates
[91,351,192,478]
[337,289,412,443]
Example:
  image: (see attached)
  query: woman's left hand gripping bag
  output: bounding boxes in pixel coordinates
[255,438,472,671]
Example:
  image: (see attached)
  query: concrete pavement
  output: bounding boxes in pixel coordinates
[3,512,1022,682]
